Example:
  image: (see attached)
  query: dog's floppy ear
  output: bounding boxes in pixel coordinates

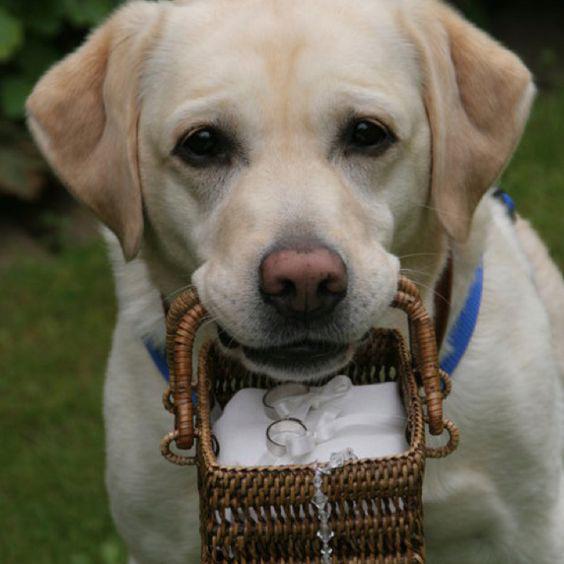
[407,1,535,241]
[26,1,164,260]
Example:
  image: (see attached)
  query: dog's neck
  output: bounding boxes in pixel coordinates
[393,193,489,338]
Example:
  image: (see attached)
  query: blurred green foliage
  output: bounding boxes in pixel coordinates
[452,0,562,27]
[0,0,561,121]
[0,0,121,120]
[452,0,491,27]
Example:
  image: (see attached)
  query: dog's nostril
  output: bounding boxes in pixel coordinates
[270,277,296,298]
[318,273,347,297]
[260,245,347,318]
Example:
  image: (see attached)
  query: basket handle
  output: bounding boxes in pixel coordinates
[163,275,445,452]
[164,289,207,450]
[392,276,444,435]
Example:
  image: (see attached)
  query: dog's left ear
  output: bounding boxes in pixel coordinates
[406,1,535,241]
[26,2,164,260]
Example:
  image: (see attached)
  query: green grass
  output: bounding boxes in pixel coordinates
[0,245,125,563]
[1,85,562,563]
[503,84,564,268]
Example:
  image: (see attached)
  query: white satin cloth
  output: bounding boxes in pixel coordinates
[212,375,408,466]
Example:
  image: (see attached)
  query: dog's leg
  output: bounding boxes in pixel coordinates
[104,326,201,564]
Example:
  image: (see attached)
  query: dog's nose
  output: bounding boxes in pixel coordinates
[260,246,347,318]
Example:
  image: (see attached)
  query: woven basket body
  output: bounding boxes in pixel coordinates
[197,331,425,563]
[161,277,457,563]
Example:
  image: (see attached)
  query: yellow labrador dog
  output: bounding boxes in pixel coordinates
[27,0,563,562]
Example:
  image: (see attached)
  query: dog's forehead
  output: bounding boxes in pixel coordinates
[144,0,420,125]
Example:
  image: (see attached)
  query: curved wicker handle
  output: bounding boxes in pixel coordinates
[164,290,207,450]
[163,275,445,453]
[392,276,444,435]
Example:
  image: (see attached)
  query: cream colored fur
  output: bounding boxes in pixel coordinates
[27,0,563,562]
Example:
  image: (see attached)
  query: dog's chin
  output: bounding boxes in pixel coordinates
[242,343,355,382]
[215,325,355,382]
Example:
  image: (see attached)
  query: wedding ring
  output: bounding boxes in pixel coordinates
[263,383,309,420]
[266,418,308,458]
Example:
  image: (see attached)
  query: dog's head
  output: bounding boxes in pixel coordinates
[27,0,533,380]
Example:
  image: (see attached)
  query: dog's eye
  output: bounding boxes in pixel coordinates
[345,119,394,154]
[174,127,231,166]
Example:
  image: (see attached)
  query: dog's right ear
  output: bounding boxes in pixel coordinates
[26,1,164,260]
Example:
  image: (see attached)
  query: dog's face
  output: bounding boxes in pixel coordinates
[139,0,430,378]
[27,0,534,380]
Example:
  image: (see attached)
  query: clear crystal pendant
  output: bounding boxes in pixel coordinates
[312,449,357,563]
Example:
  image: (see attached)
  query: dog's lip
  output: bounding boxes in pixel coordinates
[243,339,348,361]
[217,324,371,351]
[242,340,350,373]
[216,324,350,365]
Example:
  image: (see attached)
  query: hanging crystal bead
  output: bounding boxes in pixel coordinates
[312,449,357,563]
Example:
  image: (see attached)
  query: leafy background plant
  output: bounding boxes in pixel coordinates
[0,0,120,120]
[0,0,122,206]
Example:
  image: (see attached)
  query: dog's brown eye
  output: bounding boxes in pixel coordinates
[346,119,394,153]
[174,127,231,166]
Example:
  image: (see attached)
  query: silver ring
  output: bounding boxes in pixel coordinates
[266,417,308,458]
[263,383,309,420]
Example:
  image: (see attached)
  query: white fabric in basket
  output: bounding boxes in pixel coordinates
[213,377,408,466]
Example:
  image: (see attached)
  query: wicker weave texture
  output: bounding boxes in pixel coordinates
[194,332,425,562]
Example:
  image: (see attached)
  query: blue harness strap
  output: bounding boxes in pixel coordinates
[439,261,483,376]
[145,340,169,382]
[145,340,199,404]
[437,189,515,375]
[493,188,516,221]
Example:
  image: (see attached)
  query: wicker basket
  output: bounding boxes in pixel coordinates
[161,277,459,563]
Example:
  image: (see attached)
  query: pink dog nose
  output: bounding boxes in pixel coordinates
[260,246,348,318]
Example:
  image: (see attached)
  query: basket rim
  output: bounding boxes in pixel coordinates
[196,328,426,475]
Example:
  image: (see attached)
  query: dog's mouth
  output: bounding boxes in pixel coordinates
[217,325,351,376]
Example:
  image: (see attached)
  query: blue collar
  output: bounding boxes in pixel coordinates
[144,262,484,381]
[145,339,170,381]
[437,186,515,375]
[439,260,483,376]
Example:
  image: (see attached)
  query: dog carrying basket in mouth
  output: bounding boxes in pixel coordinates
[160,276,459,563]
